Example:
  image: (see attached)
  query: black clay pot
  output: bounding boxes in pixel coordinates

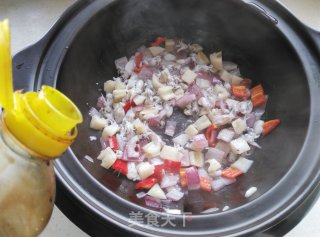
[13,0,320,236]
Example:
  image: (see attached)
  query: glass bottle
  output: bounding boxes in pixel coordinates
[0,19,82,237]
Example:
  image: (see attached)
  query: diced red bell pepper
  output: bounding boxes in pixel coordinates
[123,100,135,113]
[250,84,266,108]
[152,164,164,181]
[221,167,243,179]
[164,159,181,173]
[231,85,247,98]
[150,37,167,47]
[109,136,119,151]
[205,124,218,147]
[200,177,212,192]
[112,159,128,175]
[262,119,280,136]
[135,177,158,190]
[180,168,187,188]
[134,52,143,67]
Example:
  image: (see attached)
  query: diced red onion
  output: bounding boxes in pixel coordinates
[136,192,147,199]
[161,174,179,188]
[148,110,167,128]
[191,134,208,151]
[187,60,196,70]
[96,95,107,109]
[84,155,94,163]
[176,93,196,108]
[215,100,226,110]
[247,141,261,149]
[148,117,161,128]
[217,129,235,143]
[115,56,128,71]
[201,207,219,214]
[132,105,144,113]
[197,70,213,81]
[165,121,177,137]
[116,134,125,151]
[205,147,226,163]
[211,177,236,191]
[237,101,253,115]
[188,84,204,100]
[139,138,151,148]
[246,113,256,128]
[186,167,200,190]
[145,195,161,208]
[181,149,190,167]
[166,189,184,201]
[161,199,173,206]
[122,146,144,162]
[88,107,100,117]
[89,136,97,141]
[254,95,268,120]
[138,66,155,80]
[175,49,189,59]
[100,137,108,150]
[126,136,140,158]
[212,75,223,85]
[212,114,234,126]
[198,168,210,179]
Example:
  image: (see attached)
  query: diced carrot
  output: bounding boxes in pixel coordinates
[231,85,247,98]
[250,84,266,107]
[150,37,167,46]
[200,177,212,192]
[250,84,264,95]
[221,167,243,179]
[205,124,218,147]
[262,119,280,136]
[180,168,187,188]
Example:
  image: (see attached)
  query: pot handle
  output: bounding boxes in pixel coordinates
[309,29,320,51]
[12,40,47,91]
[12,0,92,91]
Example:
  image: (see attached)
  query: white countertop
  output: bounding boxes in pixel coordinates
[0,0,319,236]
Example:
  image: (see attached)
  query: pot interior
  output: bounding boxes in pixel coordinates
[57,0,310,214]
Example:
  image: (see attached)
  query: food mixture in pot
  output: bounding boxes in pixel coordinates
[88,37,280,212]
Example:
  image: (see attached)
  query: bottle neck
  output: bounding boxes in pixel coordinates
[0,117,33,159]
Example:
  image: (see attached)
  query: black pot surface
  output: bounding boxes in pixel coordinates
[12,0,320,236]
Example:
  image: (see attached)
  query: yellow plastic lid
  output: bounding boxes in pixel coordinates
[0,19,83,159]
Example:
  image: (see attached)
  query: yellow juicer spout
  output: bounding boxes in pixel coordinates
[0,19,83,159]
